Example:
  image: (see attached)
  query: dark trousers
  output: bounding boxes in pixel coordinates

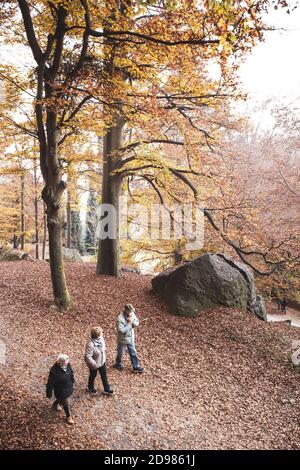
[88,363,110,392]
[53,398,70,417]
[281,304,287,314]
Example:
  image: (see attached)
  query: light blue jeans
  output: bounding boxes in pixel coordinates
[116,342,140,369]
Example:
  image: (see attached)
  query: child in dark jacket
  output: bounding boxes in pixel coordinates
[46,354,75,425]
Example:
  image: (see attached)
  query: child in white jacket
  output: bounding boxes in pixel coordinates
[84,326,114,395]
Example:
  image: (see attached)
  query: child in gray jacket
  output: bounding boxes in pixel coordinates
[113,304,144,373]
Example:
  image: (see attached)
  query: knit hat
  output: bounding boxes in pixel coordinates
[124,304,135,314]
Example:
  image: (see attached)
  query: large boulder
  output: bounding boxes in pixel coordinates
[217,253,257,309]
[0,248,34,261]
[152,253,265,319]
[62,248,83,263]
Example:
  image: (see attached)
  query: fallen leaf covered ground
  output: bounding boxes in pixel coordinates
[0,261,299,450]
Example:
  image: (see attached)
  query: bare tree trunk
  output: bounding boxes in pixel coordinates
[47,205,70,308]
[42,109,70,310]
[42,203,47,260]
[97,118,124,276]
[43,186,70,309]
[96,8,126,277]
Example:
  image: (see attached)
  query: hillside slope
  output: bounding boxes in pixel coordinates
[0,261,299,450]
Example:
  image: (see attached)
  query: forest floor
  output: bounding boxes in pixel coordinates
[0,261,299,450]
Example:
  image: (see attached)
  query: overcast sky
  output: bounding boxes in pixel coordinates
[239,6,300,107]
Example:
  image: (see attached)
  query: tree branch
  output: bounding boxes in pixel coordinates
[17,0,43,64]
[89,29,219,47]
[0,114,38,139]
[58,95,91,128]
[65,0,91,82]
[50,6,67,79]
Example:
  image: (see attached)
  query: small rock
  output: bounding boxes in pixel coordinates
[62,248,83,263]
[253,294,267,321]
[291,347,300,368]
[292,340,300,350]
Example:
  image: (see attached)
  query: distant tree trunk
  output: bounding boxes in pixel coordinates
[85,189,97,254]
[33,159,39,259]
[71,209,83,252]
[96,118,124,276]
[20,173,25,250]
[12,230,19,249]
[66,189,71,249]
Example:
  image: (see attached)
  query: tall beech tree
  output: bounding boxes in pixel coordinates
[1,0,295,309]
[89,0,290,276]
[13,0,93,309]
